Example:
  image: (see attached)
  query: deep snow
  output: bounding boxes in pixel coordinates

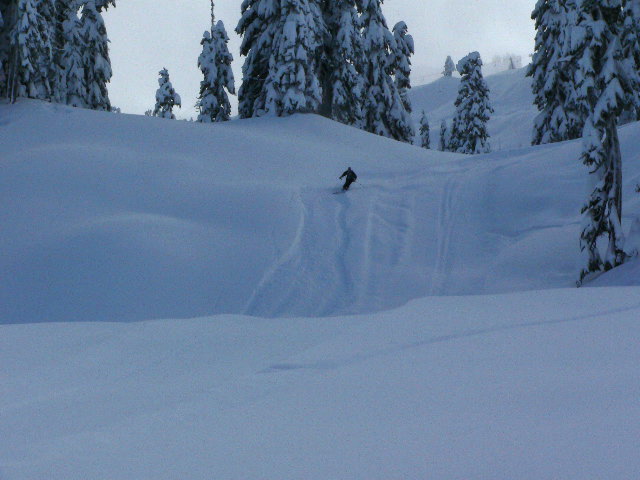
[1,66,640,479]
[2,98,639,323]
[2,289,640,479]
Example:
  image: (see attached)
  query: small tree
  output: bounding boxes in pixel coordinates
[153,68,181,119]
[419,110,430,149]
[438,119,448,151]
[442,55,455,77]
[197,2,235,123]
[449,52,493,154]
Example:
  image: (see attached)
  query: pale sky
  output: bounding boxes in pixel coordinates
[106,0,536,118]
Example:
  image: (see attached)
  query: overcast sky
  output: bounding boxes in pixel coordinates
[106,0,535,118]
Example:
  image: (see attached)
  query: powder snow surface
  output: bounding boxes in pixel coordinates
[1,68,640,480]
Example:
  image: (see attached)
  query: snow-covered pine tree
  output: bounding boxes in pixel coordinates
[392,21,413,114]
[574,0,639,285]
[235,0,279,118]
[419,110,430,149]
[361,0,412,142]
[528,0,583,145]
[197,2,236,122]
[51,0,68,103]
[95,0,115,11]
[621,0,640,119]
[8,0,53,101]
[37,0,59,99]
[439,119,448,151]
[0,0,10,97]
[442,55,455,77]
[448,52,493,154]
[61,0,85,107]
[320,0,363,126]
[261,0,325,116]
[80,0,111,110]
[153,67,181,119]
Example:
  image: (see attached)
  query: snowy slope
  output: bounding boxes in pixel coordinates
[2,100,639,324]
[2,99,640,479]
[2,288,640,479]
[410,67,538,150]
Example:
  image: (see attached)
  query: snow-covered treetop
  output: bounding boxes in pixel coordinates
[457,51,482,74]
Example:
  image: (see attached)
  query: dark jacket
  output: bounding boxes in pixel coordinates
[340,168,357,182]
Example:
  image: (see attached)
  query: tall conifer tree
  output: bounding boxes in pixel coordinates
[528,0,583,145]
[320,0,363,126]
[8,0,52,101]
[81,0,111,110]
[61,0,85,107]
[197,1,235,122]
[361,0,411,142]
[261,0,325,115]
[235,0,279,117]
[574,0,639,284]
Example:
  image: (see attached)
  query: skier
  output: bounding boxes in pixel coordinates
[339,167,358,191]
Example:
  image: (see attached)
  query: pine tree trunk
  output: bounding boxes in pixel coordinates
[605,118,626,268]
[318,65,332,118]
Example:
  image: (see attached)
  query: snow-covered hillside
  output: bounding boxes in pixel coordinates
[2,100,640,479]
[410,67,538,151]
[2,100,639,324]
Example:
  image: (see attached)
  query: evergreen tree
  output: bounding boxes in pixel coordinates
[449,52,493,154]
[419,110,430,149]
[387,20,415,142]
[51,0,68,103]
[235,0,279,117]
[438,119,448,151]
[361,0,412,142]
[81,0,111,110]
[61,0,85,107]
[153,67,181,119]
[197,2,235,122]
[8,0,53,101]
[95,0,115,11]
[320,0,363,126]
[392,21,413,114]
[0,0,10,97]
[621,0,640,119]
[528,0,583,145]
[442,55,455,77]
[574,0,638,285]
[261,0,325,116]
